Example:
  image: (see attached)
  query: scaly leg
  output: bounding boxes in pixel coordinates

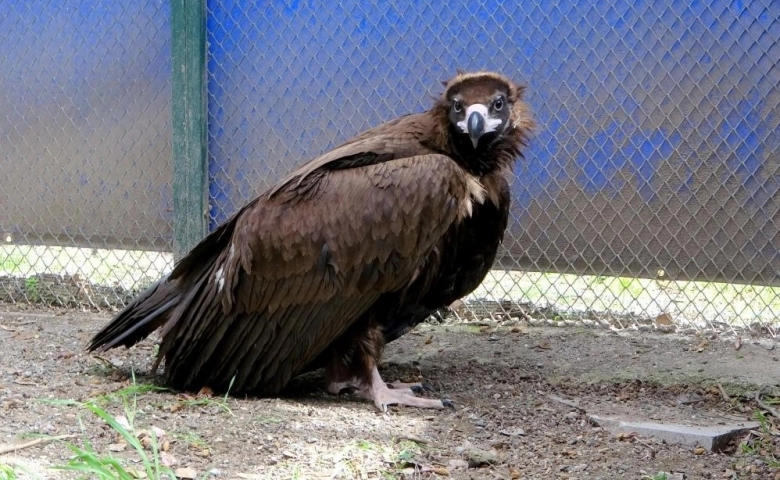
[364,366,453,412]
[326,369,452,411]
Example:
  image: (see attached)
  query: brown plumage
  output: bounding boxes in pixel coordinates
[88,71,534,410]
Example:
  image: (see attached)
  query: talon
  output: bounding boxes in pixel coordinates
[421,382,435,392]
[442,399,455,409]
[410,385,424,394]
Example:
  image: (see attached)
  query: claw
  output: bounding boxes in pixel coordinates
[367,367,450,411]
[442,399,455,409]
[388,380,435,394]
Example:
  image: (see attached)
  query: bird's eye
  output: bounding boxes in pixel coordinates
[494,96,504,111]
[453,100,462,113]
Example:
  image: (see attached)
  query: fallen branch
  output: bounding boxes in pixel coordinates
[0,435,77,455]
[755,392,780,419]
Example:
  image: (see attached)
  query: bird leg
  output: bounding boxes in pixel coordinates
[326,369,451,411]
[363,366,453,411]
[324,319,452,411]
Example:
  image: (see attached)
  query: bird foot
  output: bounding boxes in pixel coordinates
[367,367,453,412]
[387,380,435,395]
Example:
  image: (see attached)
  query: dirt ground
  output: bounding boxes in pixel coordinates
[0,304,778,479]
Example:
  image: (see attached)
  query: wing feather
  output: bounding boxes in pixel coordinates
[158,153,470,394]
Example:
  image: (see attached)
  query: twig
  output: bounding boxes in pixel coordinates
[547,394,586,412]
[11,379,38,387]
[395,434,430,445]
[633,437,657,455]
[0,435,77,455]
[755,392,780,419]
[717,383,731,402]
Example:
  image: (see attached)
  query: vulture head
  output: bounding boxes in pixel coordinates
[436,71,533,173]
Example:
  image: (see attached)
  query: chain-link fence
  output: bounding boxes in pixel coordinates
[1,0,778,337]
[0,0,174,307]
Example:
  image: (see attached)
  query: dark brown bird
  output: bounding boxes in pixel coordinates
[88,71,534,410]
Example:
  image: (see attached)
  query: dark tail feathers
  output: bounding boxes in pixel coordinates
[87,276,179,352]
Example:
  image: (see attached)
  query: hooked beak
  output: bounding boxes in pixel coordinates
[457,104,501,149]
[467,111,485,149]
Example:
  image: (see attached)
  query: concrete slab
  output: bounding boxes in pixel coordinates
[587,414,760,452]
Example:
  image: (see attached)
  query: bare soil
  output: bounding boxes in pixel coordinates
[0,304,778,479]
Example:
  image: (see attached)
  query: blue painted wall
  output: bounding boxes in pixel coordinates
[205,0,778,285]
[0,0,172,249]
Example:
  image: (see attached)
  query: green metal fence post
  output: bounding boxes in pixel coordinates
[171,0,208,260]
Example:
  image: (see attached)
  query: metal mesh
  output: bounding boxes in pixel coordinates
[205,0,778,334]
[0,0,173,308]
[1,0,777,336]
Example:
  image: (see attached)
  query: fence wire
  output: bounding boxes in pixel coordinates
[1,1,778,338]
[0,0,173,307]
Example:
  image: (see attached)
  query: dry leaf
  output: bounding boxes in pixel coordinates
[693,446,706,455]
[151,426,166,439]
[197,386,214,396]
[695,341,709,352]
[161,451,177,467]
[510,327,523,333]
[107,442,127,452]
[655,313,673,326]
[115,416,131,431]
[423,466,449,475]
[169,402,185,413]
[424,335,433,345]
[509,466,521,479]
[126,468,147,479]
[174,467,197,479]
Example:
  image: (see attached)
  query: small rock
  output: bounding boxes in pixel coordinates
[499,428,525,437]
[448,459,469,470]
[107,443,127,452]
[465,447,498,467]
[208,468,221,477]
[676,394,703,405]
